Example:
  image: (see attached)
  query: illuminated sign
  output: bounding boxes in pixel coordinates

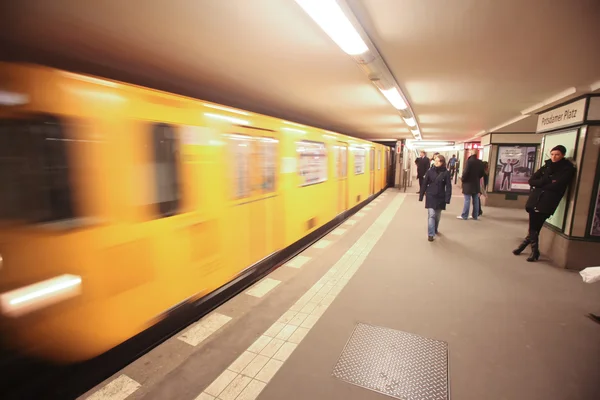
[464,142,483,150]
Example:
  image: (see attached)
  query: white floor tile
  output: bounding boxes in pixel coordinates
[331,227,346,236]
[273,342,297,362]
[245,278,281,298]
[86,375,140,400]
[177,313,232,346]
[228,351,257,374]
[247,335,272,354]
[285,255,311,268]
[204,370,237,397]
[235,379,266,400]
[255,359,284,383]
[240,354,270,378]
[219,374,251,400]
[312,239,331,249]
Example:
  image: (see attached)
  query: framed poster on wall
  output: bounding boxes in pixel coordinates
[493,145,538,193]
[590,180,600,236]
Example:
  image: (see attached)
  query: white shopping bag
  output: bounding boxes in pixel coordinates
[580,266,600,284]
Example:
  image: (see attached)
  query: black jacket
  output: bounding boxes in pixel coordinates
[419,166,452,210]
[525,158,575,215]
[416,157,430,178]
[461,155,484,194]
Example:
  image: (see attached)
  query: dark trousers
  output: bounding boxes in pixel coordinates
[418,176,425,192]
[528,211,551,235]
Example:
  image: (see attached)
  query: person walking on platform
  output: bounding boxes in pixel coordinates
[457,153,484,220]
[513,145,575,262]
[478,161,490,217]
[448,154,457,179]
[419,154,452,242]
[415,151,430,194]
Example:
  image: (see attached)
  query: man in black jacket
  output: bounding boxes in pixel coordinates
[457,154,484,220]
[415,151,430,193]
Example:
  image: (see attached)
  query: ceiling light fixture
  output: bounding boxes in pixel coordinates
[403,117,416,127]
[380,88,408,110]
[295,0,368,55]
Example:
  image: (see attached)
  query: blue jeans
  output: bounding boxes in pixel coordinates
[461,194,480,220]
[427,208,442,236]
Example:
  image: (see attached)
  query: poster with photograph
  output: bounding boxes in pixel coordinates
[494,145,537,193]
[591,181,600,236]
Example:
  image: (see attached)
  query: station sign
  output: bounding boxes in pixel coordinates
[463,142,483,150]
[536,98,586,133]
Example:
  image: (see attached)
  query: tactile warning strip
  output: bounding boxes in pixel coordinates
[332,323,449,400]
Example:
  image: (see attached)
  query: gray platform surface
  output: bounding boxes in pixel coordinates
[258,190,600,400]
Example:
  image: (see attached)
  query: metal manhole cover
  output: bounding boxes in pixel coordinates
[332,323,449,400]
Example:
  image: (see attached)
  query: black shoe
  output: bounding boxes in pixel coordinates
[513,236,531,255]
[428,236,434,242]
[526,232,540,262]
[587,313,600,325]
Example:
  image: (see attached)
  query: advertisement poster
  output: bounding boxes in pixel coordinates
[494,145,537,193]
[591,181,600,236]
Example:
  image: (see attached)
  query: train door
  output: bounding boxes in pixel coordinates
[226,133,280,273]
[336,142,348,214]
[369,147,375,195]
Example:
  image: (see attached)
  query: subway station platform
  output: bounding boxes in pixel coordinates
[81,189,600,400]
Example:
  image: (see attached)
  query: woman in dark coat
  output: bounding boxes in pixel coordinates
[419,154,452,241]
[513,145,575,261]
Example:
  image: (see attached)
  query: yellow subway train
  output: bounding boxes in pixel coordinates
[0,63,390,364]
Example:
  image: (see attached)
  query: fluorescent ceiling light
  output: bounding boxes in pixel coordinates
[489,114,529,132]
[403,117,416,127]
[204,113,250,125]
[295,0,368,55]
[203,103,250,115]
[410,128,420,136]
[380,88,408,110]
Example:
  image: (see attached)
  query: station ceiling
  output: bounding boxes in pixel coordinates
[2,0,599,141]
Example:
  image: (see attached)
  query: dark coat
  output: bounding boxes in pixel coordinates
[525,158,575,215]
[419,166,452,210]
[461,155,484,194]
[416,157,430,178]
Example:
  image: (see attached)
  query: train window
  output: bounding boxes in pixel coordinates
[370,148,375,171]
[151,123,181,217]
[378,149,381,170]
[354,147,365,175]
[260,137,278,192]
[0,116,75,223]
[340,145,348,178]
[297,140,327,186]
[227,134,252,198]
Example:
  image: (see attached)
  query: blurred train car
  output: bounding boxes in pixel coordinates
[0,63,390,364]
